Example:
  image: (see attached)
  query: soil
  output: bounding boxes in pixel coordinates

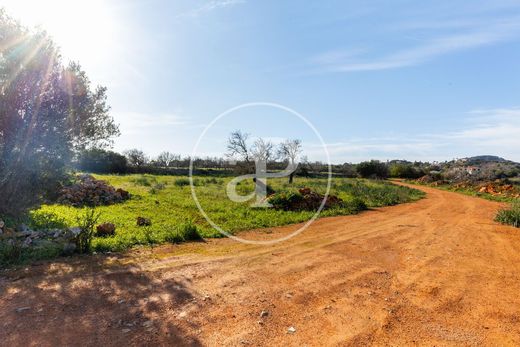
[1,183,520,346]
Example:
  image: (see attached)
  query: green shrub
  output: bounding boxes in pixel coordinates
[0,240,23,265]
[77,148,128,174]
[174,178,191,186]
[356,160,389,179]
[343,197,368,213]
[30,211,68,230]
[75,208,101,254]
[0,239,63,266]
[132,175,156,187]
[389,163,424,179]
[268,191,304,211]
[495,202,520,227]
[178,221,203,241]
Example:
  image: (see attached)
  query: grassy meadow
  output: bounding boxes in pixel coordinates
[33,174,425,252]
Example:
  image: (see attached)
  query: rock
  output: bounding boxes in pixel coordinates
[260,310,269,318]
[136,217,152,226]
[142,320,153,328]
[62,242,76,255]
[69,227,82,236]
[287,326,296,334]
[122,328,131,333]
[58,175,130,207]
[22,237,32,247]
[2,227,15,236]
[178,311,188,319]
[0,220,4,229]
[16,307,30,313]
[96,222,116,237]
[16,224,29,232]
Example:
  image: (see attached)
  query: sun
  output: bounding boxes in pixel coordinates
[0,0,116,65]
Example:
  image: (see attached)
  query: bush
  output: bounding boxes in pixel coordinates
[75,209,101,254]
[343,197,368,213]
[178,178,204,187]
[0,239,23,265]
[389,163,424,179]
[77,149,128,174]
[0,239,62,266]
[162,221,202,243]
[268,191,304,211]
[495,202,520,228]
[178,221,203,241]
[356,161,389,179]
[133,175,156,187]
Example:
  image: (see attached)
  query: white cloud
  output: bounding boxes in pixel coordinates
[315,17,520,72]
[177,0,245,18]
[113,112,188,135]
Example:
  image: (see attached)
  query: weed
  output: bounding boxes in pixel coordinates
[75,208,101,254]
[495,202,520,227]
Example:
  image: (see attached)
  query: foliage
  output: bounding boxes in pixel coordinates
[0,238,62,266]
[495,202,520,228]
[29,211,68,230]
[389,163,424,179]
[77,148,128,174]
[75,208,101,254]
[356,161,389,179]
[34,174,423,254]
[268,191,304,210]
[174,178,191,186]
[124,149,148,167]
[0,11,119,219]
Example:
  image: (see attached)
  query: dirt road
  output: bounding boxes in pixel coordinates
[2,184,520,346]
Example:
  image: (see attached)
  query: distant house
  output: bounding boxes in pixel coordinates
[466,166,481,175]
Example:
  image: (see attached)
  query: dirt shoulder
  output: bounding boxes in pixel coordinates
[1,184,520,346]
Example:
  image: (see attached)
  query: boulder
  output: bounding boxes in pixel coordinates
[137,217,152,226]
[96,222,116,237]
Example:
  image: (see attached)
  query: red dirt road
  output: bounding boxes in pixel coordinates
[1,184,520,346]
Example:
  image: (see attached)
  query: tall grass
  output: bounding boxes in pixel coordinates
[495,202,520,228]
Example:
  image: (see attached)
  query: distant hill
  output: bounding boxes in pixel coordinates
[439,156,520,182]
[465,155,508,164]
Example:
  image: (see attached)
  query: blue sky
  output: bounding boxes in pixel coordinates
[3,0,520,162]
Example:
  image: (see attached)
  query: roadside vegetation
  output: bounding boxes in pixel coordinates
[27,175,423,255]
[495,202,520,228]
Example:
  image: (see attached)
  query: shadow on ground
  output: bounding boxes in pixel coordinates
[0,254,201,346]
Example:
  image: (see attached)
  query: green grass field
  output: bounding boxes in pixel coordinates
[33,175,424,252]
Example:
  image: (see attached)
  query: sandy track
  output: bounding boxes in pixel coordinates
[1,184,520,346]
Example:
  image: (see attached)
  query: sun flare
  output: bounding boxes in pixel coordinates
[0,0,116,64]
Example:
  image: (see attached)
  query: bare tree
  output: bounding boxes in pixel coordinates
[251,138,275,163]
[226,130,251,163]
[278,139,302,183]
[156,151,180,167]
[124,149,148,167]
